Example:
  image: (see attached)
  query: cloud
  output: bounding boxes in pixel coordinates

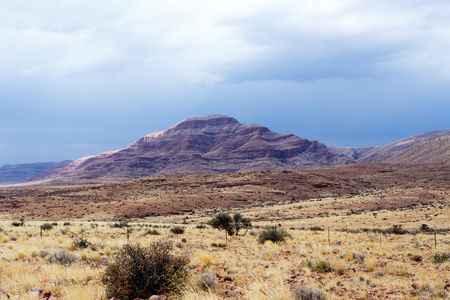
[0,1,449,165]
[1,1,450,83]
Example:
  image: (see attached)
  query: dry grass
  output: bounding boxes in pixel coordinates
[0,218,448,299]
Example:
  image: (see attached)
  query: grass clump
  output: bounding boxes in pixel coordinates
[47,249,79,265]
[258,227,291,244]
[197,272,218,291]
[293,286,326,300]
[101,240,189,300]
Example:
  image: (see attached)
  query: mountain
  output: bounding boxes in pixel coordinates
[330,129,450,163]
[0,160,72,185]
[28,115,346,182]
[27,115,449,183]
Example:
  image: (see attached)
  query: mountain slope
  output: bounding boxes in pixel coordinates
[330,129,450,163]
[26,116,449,183]
[0,161,72,185]
[30,115,346,182]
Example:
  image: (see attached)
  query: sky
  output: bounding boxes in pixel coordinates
[1,0,450,166]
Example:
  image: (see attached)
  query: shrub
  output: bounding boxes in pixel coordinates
[195,224,207,229]
[310,226,324,231]
[73,237,91,250]
[38,249,50,258]
[314,260,331,272]
[293,286,326,300]
[258,227,292,244]
[47,249,79,265]
[197,272,218,291]
[431,252,450,263]
[170,226,185,235]
[390,225,407,235]
[11,221,23,227]
[40,223,53,231]
[411,254,423,262]
[144,229,160,236]
[101,240,189,299]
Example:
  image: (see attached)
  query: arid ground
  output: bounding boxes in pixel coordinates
[0,163,449,299]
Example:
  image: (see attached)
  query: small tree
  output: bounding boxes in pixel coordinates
[170,226,185,241]
[209,213,233,243]
[209,213,252,243]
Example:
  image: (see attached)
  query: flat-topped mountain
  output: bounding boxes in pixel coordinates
[27,115,449,183]
[29,115,346,182]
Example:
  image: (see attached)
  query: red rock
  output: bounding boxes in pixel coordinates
[376,260,387,267]
[39,278,52,284]
[42,290,52,298]
[190,265,203,273]
[411,283,420,290]
[431,290,445,298]
[149,296,167,300]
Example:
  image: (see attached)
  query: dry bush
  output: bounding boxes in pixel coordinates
[293,286,326,300]
[47,249,79,265]
[101,240,189,300]
[197,272,218,291]
[258,227,291,244]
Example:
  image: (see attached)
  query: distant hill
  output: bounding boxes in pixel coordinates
[330,130,450,163]
[25,115,449,183]
[0,160,72,185]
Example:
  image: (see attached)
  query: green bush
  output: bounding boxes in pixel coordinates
[293,286,326,300]
[431,252,449,263]
[101,240,189,299]
[73,237,91,250]
[40,223,53,231]
[314,260,331,272]
[257,227,292,244]
[144,229,160,236]
[310,226,324,231]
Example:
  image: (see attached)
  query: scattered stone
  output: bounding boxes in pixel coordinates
[39,278,52,284]
[411,283,420,290]
[29,287,43,293]
[431,290,445,298]
[223,276,233,282]
[149,295,167,300]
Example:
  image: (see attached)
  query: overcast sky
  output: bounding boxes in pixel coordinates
[1,0,450,166]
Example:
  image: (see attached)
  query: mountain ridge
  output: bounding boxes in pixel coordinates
[25,115,450,183]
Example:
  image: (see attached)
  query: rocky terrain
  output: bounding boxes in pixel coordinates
[2,163,448,223]
[25,115,450,183]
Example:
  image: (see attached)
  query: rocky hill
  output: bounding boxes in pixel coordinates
[27,115,449,183]
[0,160,72,185]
